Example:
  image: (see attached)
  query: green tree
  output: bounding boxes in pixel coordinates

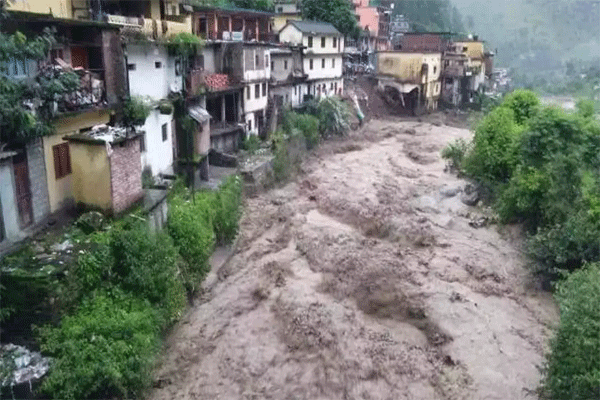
[541,262,600,399]
[0,22,80,147]
[302,0,360,37]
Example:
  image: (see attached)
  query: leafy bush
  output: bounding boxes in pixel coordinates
[283,111,320,150]
[304,96,351,137]
[463,106,524,185]
[441,138,469,172]
[122,96,152,128]
[38,291,161,400]
[168,193,215,293]
[242,134,261,154]
[541,262,600,399]
[496,165,549,227]
[110,224,186,323]
[212,175,242,244]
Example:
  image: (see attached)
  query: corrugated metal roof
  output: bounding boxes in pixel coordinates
[189,106,212,123]
[287,20,340,35]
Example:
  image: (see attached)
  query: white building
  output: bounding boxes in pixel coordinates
[242,44,272,136]
[278,21,344,99]
[125,43,182,177]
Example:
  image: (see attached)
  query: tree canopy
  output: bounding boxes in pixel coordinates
[302,0,360,37]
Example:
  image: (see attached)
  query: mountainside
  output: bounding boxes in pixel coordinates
[451,0,600,69]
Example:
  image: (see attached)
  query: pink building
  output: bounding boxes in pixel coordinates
[353,0,391,51]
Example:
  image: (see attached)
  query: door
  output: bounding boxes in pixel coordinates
[0,197,5,242]
[12,152,33,228]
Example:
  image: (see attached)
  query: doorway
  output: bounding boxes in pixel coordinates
[12,152,33,228]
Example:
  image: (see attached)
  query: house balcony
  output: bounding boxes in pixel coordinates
[52,66,106,115]
[141,18,191,39]
[186,70,241,98]
[443,65,467,77]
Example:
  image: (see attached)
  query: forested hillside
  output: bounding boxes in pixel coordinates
[391,0,465,33]
[451,0,600,69]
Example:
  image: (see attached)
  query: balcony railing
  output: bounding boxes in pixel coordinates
[204,30,274,42]
[106,14,143,27]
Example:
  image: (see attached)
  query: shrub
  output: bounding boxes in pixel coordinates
[282,110,321,149]
[304,96,351,137]
[38,291,161,400]
[212,175,242,244]
[110,224,186,323]
[242,134,261,154]
[441,138,469,172]
[463,106,524,185]
[168,193,215,293]
[541,262,600,399]
[122,96,152,128]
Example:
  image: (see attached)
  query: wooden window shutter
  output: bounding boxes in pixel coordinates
[53,143,71,179]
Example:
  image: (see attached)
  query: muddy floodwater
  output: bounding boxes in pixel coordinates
[149,118,558,400]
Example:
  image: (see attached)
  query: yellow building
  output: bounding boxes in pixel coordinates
[272,1,301,32]
[376,51,442,113]
[5,0,192,38]
[5,0,72,18]
[44,110,111,212]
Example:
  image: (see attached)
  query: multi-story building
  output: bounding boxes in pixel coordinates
[190,6,276,143]
[272,0,301,33]
[279,21,344,99]
[352,0,391,52]
[376,51,442,113]
[270,45,308,107]
[441,38,487,107]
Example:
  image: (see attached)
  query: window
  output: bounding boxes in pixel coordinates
[321,58,325,68]
[140,133,146,152]
[277,6,283,12]
[294,86,297,95]
[271,61,274,71]
[308,36,313,47]
[52,143,71,179]
[162,123,168,142]
[255,83,260,99]
[265,54,269,69]
[155,61,162,69]
[262,82,267,97]
[175,60,182,76]
[255,53,259,69]
[248,119,252,131]
[330,82,334,90]
[433,66,437,74]
[333,37,337,47]
[309,59,313,70]
[284,60,288,69]
[247,85,251,99]
[334,82,338,93]
[285,93,289,102]
[5,58,30,78]
[332,58,335,68]
[321,37,325,47]
[127,63,136,71]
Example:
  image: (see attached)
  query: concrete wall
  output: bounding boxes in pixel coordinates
[453,41,485,60]
[271,83,308,106]
[102,30,127,106]
[202,46,217,74]
[0,159,23,242]
[127,43,182,100]
[304,34,343,55]
[70,142,112,211]
[273,14,300,32]
[6,0,72,18]
[26,138,50,223]
[356,7,380,36]
[279,24,304,45]
[140,109,175,176]
[377,52,424,82]
[244,82,268,114]
[271,52,293,81]
[110,138,143,214]
[304,54,343,80]
[243,47,271,82]
[48,109,111,212]
[306,79,343,97]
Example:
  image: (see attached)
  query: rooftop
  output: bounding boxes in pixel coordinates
[285,20,340,35]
